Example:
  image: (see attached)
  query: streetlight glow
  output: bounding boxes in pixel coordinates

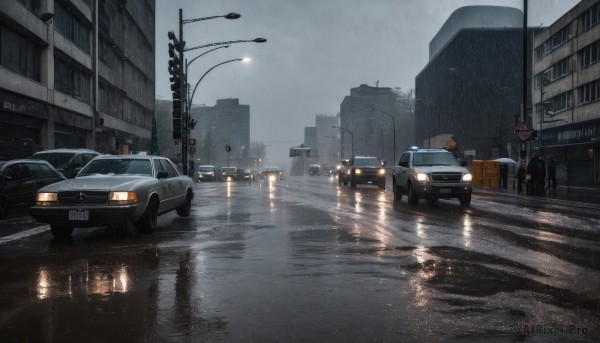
[242,57,252,63]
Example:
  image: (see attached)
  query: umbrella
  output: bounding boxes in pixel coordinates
[495,158,517,165]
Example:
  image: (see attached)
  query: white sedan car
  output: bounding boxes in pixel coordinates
[29,155,194,237]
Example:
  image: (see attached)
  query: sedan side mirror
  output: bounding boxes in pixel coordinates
[157,171,168,179]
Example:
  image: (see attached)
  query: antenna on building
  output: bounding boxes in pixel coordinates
[375,80,379,88]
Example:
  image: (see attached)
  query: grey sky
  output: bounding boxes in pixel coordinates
[156,0,579,167]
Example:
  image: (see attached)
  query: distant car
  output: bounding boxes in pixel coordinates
[236,168,253,182]
[29,155,194,237]
[220,167,237,181]
[262,166,283,181]
[197,165,217,181]
[0,160,66,219]
[309,163,320,176]
[28,148,101,179]
[347,156,386,190]
[338,159,350,186]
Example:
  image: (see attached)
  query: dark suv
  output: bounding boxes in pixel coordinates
[392,148,472,206]
[28,149,100,179]
[347,156,386,190]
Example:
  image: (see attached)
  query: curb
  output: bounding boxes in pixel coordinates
[472,188,600,209]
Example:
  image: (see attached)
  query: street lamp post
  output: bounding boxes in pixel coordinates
[369,107,396,165]
[332,126,353,158]
[187,58,249,115]
[173,10,241,174]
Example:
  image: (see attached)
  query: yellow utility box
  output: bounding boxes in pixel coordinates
[483,160,500,188]
[471,160,484,187]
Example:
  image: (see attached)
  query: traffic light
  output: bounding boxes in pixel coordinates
[168,31,182,100]
[168,30,183,139]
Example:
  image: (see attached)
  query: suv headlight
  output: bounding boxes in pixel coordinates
[462,173,472,182]
[355,169,362,174]
[378,169,386,175]
[415,173,429,182]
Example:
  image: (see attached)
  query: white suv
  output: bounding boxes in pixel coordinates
[392,148,472,206]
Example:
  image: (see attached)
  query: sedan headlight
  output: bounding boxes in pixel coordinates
[415,173,429,182]
[355,169,362,174]
[462,173,473,182]
[109,191,138,205]
[37,192,58,206]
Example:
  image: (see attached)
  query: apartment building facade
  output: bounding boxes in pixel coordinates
[532,0,600,186]
[0,0,155,159]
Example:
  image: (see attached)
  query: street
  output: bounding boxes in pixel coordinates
[0,176,599,342]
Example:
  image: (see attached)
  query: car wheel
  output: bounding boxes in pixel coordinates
[176,190,192,217]
[393,181,402,201]
[338,175,342,186]
[343,178,348,186]
[408,183,419,205]
[350,177,356,189]
[50,224,74,237]
[136,198,158,234]
[459,193,472,207]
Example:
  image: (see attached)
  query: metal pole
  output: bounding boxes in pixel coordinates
[179,9,188,173]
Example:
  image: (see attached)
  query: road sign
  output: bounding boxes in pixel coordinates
[514,121,535,143]
[225,145,231,152]
[188,146,196,154]
[189,138,196,146]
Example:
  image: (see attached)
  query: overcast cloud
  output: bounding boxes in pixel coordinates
[156,0,579,167]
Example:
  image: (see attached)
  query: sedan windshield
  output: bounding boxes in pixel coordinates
[412,153,459,167]
[199,167,214,172]
[78,159,152,177]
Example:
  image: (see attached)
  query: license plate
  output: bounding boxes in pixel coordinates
[69,210,89,221]
[439,188,451,194]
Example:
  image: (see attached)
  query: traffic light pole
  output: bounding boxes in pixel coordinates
[179,9,189,175]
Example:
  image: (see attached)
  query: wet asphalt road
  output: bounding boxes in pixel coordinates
[0,175,599,342]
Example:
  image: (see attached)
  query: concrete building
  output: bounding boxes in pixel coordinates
[339,84,414,164]
[532,0,600,187]
[415,6,539,162]
[190,98,250,168]
[0,0,155,159]
[315,114,339,166]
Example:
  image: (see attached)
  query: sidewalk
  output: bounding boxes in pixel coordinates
[473,183,600,208]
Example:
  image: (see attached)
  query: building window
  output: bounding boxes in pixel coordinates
[580,80,600,103]
[54,55,91,103]
[0,25,41,81]
[551,91,572,113]
[17,0,41,13]
[535,57,571,88]
[535,24,571,60]
[55,1,91,54]
[582,40,600,67]
[582,3,600,30]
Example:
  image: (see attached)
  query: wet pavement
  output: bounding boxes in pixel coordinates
[0,176,599,342]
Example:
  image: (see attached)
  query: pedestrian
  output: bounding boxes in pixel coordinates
[517,150,526,194]
[535,155,546,196]
[547,158,557,194]
[526,154,538,195]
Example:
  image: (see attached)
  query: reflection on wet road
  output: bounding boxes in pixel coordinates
[0,175,598,341]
